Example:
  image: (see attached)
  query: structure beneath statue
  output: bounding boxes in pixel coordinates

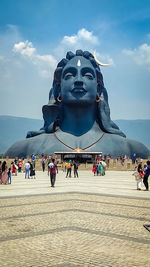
[5,50,150,158]
[54,151,103,163]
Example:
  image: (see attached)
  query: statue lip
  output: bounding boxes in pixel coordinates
[71,87,87,93]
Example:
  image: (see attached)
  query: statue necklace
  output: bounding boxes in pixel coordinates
[54,130,105,151]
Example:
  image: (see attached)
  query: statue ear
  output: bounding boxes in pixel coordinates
[42,104,59,128]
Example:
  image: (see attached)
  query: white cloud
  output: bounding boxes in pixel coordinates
[0,26,54,119]
[13,41,36,56]
[13,40,57,77]
[62,28,99,46]
[54,28,99,58]
[0,26,115,119]
[123,42,150,69]
[54,28,114,66]
[13,29,113,73]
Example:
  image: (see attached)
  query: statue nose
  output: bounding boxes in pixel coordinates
[74,81,84,87]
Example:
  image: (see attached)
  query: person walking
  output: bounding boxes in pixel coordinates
[132,167,142,190]
[0,161,2,183]
[99,162,103,176]
[49,159,57,187]
[42,160,45,172]
[143,161,150,191]
[25,161,30,179]
[96,164,100,176]
[47,160,51,176]
[7,168,12,184]
[66,161,72,178]
[31,154,35,168]
[18,160,22,173]
[30,162,36,179]
[12,162,16,176]
[62,161,66,172]
[73,161,79,178]
[101,160,107,175]
[92,163,97,176]
[134,163,144,190]
[0,161,8,184]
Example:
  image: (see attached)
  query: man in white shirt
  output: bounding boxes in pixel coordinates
[25,161,30,179]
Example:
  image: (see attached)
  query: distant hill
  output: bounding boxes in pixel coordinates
[0,115,149,153]
[115,119,150,150]
[0,116,42,153]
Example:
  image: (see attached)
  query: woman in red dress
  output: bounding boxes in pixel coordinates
[92,163,97,176]
[12,162,16,175]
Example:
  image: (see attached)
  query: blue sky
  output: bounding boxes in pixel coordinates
[0,0,150,119]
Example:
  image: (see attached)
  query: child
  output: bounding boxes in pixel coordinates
[7,168,11,184]
[132,165,143,190]
[92,164,97,176]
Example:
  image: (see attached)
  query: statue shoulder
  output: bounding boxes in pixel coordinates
[5,133,57,158]
[127,138,150,158]
[95,133,150,158]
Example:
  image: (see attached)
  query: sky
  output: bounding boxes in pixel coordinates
[0,0,150,120]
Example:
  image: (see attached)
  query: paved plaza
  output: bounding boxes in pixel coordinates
[0,170,150,266]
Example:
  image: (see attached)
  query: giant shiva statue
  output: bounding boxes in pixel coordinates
[5,50,150,158]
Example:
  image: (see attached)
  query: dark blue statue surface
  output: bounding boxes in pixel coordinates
[5,50,150,158]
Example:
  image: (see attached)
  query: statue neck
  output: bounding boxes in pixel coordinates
[60,104,96,136]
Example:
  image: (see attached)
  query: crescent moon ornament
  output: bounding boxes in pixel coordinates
[93,51,111,66]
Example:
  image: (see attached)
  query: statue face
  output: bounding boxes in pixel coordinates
[61,56,97,105]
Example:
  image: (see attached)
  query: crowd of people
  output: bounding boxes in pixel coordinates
[132,160,150,191]
[61,160,79,178]
[92,161,107,176]
[0,157,36,184]
[0,153,150,191]
[0,159,21,185]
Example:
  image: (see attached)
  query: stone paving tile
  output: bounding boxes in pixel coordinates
[0,231,150,267]
[0,211,149,242]
[0,195,150,241]
[0,170,150,198]
[74,193,150,205]
[0,171,150,266]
